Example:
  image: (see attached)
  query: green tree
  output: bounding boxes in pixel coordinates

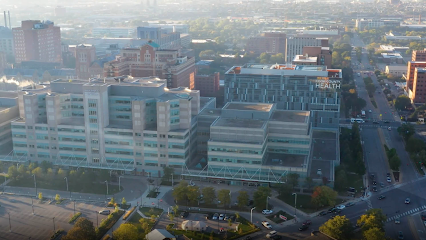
[31,167,43,179]
[253,186,271,210]
[121,197,127,206]
[389,155,401,171]
[47,168,55,181]
[334,168,348,191]
[287,173,299,189]
[62,217,96,240]
[406,137,425,153]
[7,165,18,180]
[358,209,387,231]
[28,162,38,172]
[161,166,174,182]
[394,95,412,111]
[397,123,415,141]
[217,189,231,207]
[305,177,314,190]
[113,223,140,240]
[17,164,27,178]
[187,186,200,204]
[57,168,66,179]
[40,160,53,173]
[237,191,249,208]
[311,186,337,208]
[319,215,353,240]
[109,197,115,205]
[202,187,216,205]
[55,194,61,202]
[172,181,189,202]
[363,227,386,240]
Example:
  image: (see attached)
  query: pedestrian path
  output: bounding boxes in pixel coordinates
[386,205,426,222]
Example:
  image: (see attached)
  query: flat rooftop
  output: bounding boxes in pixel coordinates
[224,102,273,112]
[265,153,307,168]
[271,110,309,123]
[213,118,266,129]
[311,130,337,160]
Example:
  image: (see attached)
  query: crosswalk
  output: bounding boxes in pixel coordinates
[386,205,426,222]
[340,124,398,128]
[366,199,373,209]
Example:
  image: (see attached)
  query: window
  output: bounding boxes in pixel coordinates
[89,118,98,123]
[89,110,97,116]
[93,158,100,163]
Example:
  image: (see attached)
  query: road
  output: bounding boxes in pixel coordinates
[350,32,426,240]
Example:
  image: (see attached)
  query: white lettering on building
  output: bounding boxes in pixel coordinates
[313,79,341,89]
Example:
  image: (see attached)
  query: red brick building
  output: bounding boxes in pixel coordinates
[76,44,97,79]
[412,49,426,61]
[104,42,195,89]
[195,72,220,97]
[12,20,62,64]
[245,32,286,55]
[302,46,332,68]
[412,67,426,104]
[406,61,426,90]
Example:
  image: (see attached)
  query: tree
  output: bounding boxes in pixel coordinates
[113,223,140,240]
[397,123,415,141]
[237,191,249,208]
[217,189,231,207]
[202,187,216,205]
[172,181,189,202]
[62,217,96,240]
[17,164,27,178]
[389,155,401,171]
[55,194,61,202]
[253,186,271,210]
[305,177,314,190]
[161,166,174,182]
[57,168,66,179]
[31,167,43,179]
[109,197,116,205]
[311,186,337,208]
[121,197,127,206]
[40,160,53,173]
[287,173,299,189]
[47,168,55,181]
[7,165,18,181]
[38,192,43,200]
[394,95,412,111]
[319,215,353,240]
[334,168,348,192]
[358,209,387,231]
[363,227,386,240]
[187,186,200,204]
[277,183,292,196]
[28,162,38,172]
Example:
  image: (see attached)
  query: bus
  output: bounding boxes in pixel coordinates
[351,118,365,123]
[361,111,366,118]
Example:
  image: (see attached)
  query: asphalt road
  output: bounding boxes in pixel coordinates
[0,194,109,240]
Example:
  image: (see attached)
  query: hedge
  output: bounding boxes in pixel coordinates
[96,210,125,239]
[123,206,136,220]
[68,212,82,223]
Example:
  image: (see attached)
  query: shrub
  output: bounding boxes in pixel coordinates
[50,229,64,240]
[122,207,136,220]
[68,212,82,223]
[96,210,125,238]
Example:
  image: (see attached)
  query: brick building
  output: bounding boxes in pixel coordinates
[412,49,426,61]
[195,72,220,97]
[245,32,286,55]
[104,42,195,89]
[12,20,62,64]
[412,68,426,104]
[75,44,96,79]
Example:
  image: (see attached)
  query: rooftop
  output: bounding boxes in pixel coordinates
[224,102,273,112]
[265,153,307,168]
[270,110,309,123]
[213,118,266,129]
[293,55,318,63]
[225,64,341,78]
[381,53,403,59]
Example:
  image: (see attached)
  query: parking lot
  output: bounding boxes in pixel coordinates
[0,194,110,240]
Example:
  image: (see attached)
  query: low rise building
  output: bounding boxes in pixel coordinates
[385,65,407,77]
[380,53,404,64]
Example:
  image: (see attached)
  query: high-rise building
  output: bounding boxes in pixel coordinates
[136,27,181,50]
[245,32,286,55]
[104,42,195,89]
[291,46,332,68]
[406,61,426,90]
[224,64,341,128]
[194,72,220,97]
[412,67,426,104]
[10,77,203,176]
[12,20,62,64]
[75,44,97,79]
[0,26,14,58]
[285,37,328,63]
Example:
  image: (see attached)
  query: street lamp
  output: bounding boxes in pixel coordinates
[32,174,37,196]
[64,177,71,198]
[292,193,298,218]
[250,207,256,223]
[104,180,109,195]
[118,176,123,191]
[52,217,56,232]
[31,198,34,215]
[171,173,174,189]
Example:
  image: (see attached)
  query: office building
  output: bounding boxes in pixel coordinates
[224,64,341,128]
[184,102,339,186]
[104,42,195,89]
[245,32,286,55]
[411,68,426,104]
[0,51,6,73]
[356,18,400,30]
[194,72,220,97]
[75,44,97,79]
[137,27,181,50]
[148,23,189,34]
[292,46,332,68]
[92,28,135,38]
[286,37,328,63]
[0,92,19,155]
[385,65,407,77]
[8,77,204,176]
[406,61,426,90]
[412,49,426,61]
[12,20,62,64]
[0,26,14,58]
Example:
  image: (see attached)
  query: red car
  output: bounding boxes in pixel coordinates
[302,220,312,225]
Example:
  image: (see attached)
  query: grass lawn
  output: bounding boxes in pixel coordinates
[266,210,294,223]
[140,207,163,217]
[278,194,317,213]
[8,179,122,195]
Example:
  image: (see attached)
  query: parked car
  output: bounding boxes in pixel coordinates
[378,195,386,200]
[219,214,225,221]
[265,230,277,238]
[299,224,309,231]
[98,210,110,215]
[328,208,336,213]
[212,213,219,220]
[262,209,273,215]
[387,177,392,183]
[180,211,189,218]
[262,221,272,229]
[405,198,411,204]
[224,214,229,220]
[336,205,346,210]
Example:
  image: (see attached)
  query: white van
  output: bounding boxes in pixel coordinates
[350,118,364,123]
